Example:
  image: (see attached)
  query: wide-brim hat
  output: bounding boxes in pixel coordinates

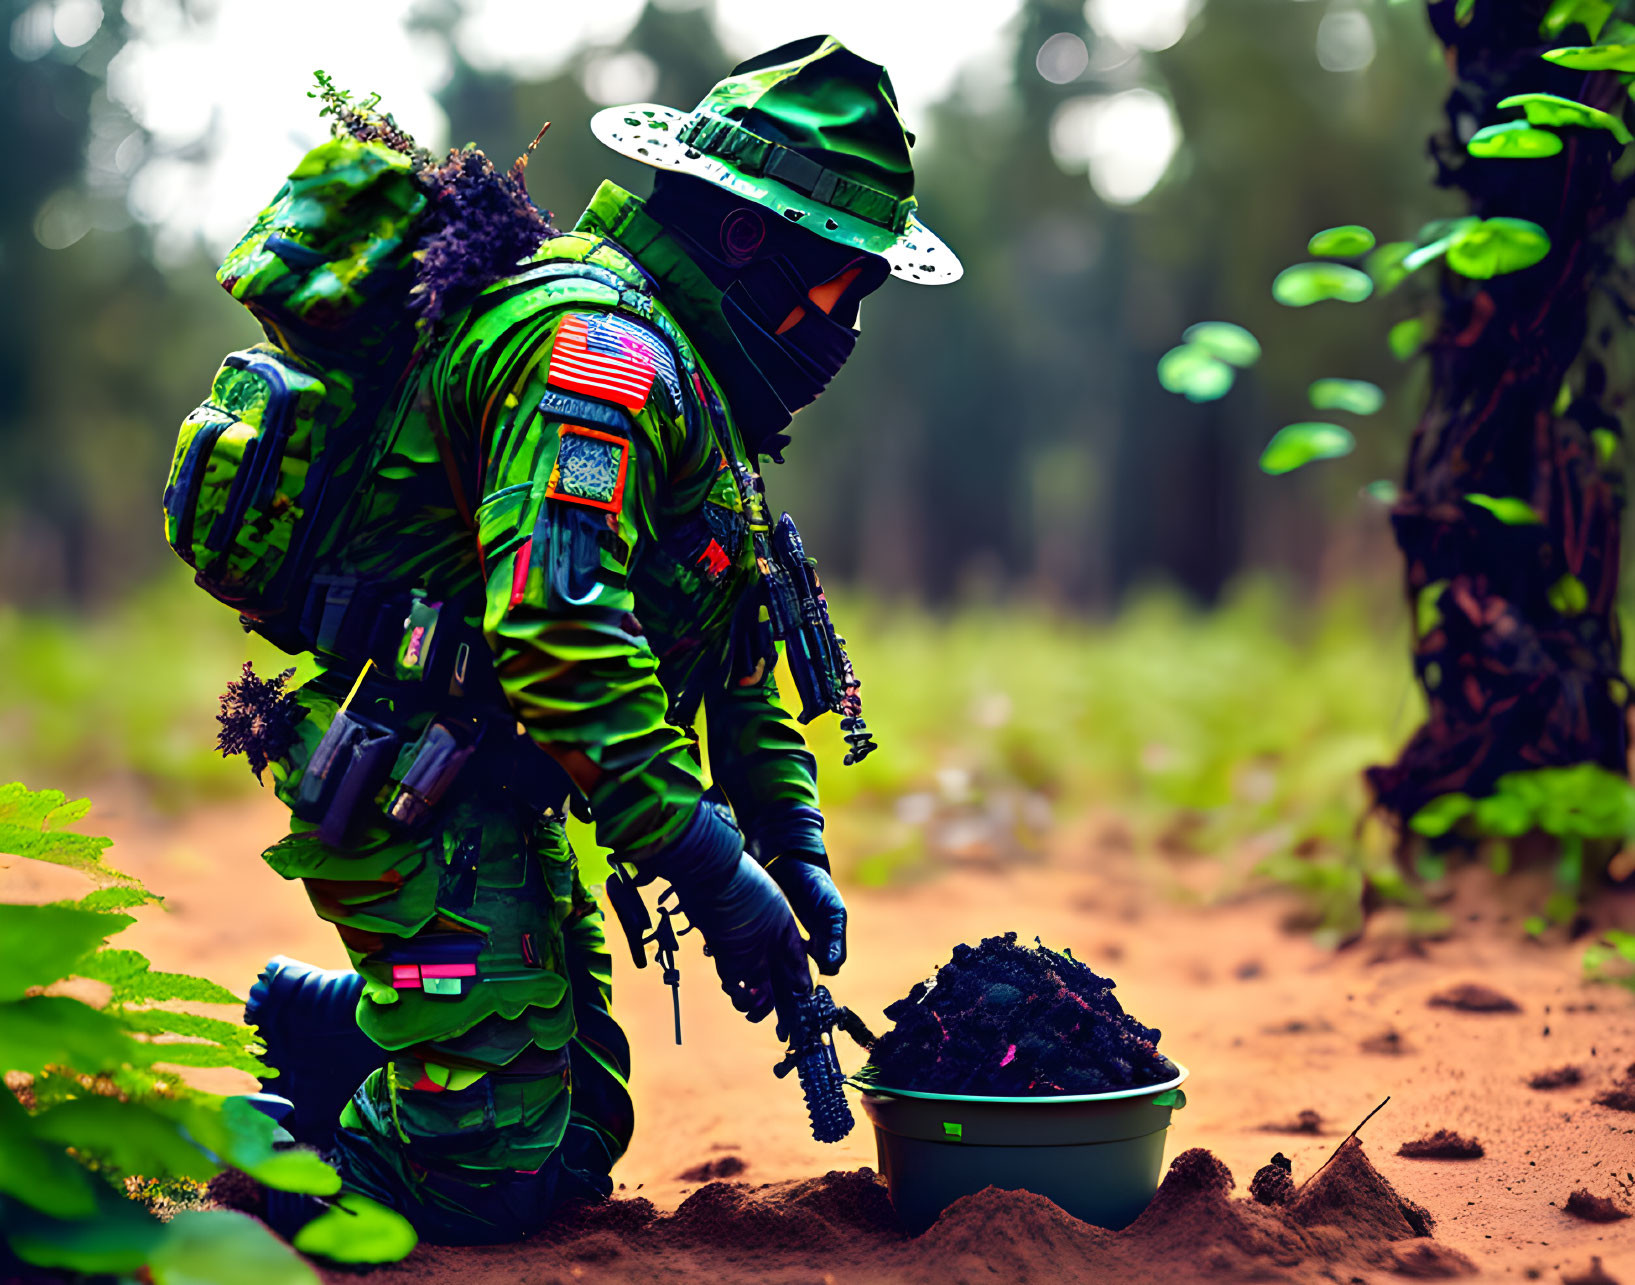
[590,34,961,285]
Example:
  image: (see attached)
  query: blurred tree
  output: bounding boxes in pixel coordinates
[1367,0,1634,829]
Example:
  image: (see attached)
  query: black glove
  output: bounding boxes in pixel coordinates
[644,802,810,1023]
[765,853,847,975]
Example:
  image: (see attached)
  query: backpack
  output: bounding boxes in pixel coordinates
[161,135,429,653]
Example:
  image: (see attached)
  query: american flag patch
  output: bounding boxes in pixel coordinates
[546,312,680,412]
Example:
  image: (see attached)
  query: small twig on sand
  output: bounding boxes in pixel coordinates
[1296,1096,1391,1192]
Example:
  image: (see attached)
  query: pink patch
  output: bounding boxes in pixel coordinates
[420,963,478,979]
[404,625,426,665]
[391,965,422,989]
[1000,1044,1017,1067]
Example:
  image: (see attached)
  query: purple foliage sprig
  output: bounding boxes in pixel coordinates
[310,70,559,325]
[217,662,300,782]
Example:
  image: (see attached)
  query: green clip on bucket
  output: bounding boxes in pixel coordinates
[852,1063,1189,1234]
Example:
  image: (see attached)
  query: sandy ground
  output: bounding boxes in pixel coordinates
[9,786,1635,1282]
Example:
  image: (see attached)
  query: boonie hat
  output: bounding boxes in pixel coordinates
[590,34,961,285]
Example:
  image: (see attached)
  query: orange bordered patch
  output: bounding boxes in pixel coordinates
[546,423,630,514]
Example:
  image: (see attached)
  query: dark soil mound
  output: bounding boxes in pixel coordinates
[1261,1109,1325,1134]
[1289,1137,1435,1242]
[1564,1189,1631,1223]
[677,1155,746,1183]
[1124,1148,1309,1274]
[1594,1085,1635,1111]
[1563,1256,1623,1285]
[1528,1064,1583,1089]
[663,1179,839,1251]
[1428,982,1520,1012]
[1361,1028,1409,1055]
[1381,1239,1478,1278]
[1397,1129,1484,1159]
[862,932,1177,1095]
[1250,1159,1297,1207]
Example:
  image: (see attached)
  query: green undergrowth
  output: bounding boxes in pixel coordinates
[4,569,1424,921]
[0,782,415,1278]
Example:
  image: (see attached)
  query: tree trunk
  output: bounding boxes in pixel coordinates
[1367,2,1632,827]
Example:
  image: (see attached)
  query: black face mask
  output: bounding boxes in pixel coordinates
[720,256,861,417]
[645,173,889,448]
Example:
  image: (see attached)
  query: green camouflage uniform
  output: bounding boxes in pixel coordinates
[262,181,825,1237]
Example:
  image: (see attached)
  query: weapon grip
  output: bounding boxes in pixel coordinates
[603,867,653,970]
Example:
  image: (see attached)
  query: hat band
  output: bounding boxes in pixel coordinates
[677,114,912,235]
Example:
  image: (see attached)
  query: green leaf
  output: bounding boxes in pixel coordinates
[1181,321,1261,367]
[30,1097,218,1183]
[1365,241,1415,293]
[1410,793,1474,838]
[1416,579,1448,637]
[1402,218,1481,273]
[1456,0,1475,24]
[1272,262,1374,306]
[1467,121,1565,158]
[1258,422,1355,475]
[4,1179,164,1274]
[1497,92,1632,144]
[1307,225,1376,257]
[1308,378,1385,415]
[1363,479,1399,505]
[1464,493,1542,524]
[0,904,123,1002]
[1541,0,1614,41]
[1157,344,1235,402]
[0,995,156,1077]
[149,1210,321,1285]
[61,885,161,913]
[1524,914,1548,937]
[1543,42,1635,70]
[0,1089,98,1219]
[1548,573,1589,615]
[1592,427,1620,465]
[244,1148,343,1197]
[1388,316,1427,360]
[81,950,242,1006]
[1473,791,1536,837]
[1445,217,1552,279]
[0,784,119,879]
[292,1192,418,1264]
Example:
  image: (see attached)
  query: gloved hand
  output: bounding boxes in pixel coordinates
[645,802,810,1023]
[764,853,847,975]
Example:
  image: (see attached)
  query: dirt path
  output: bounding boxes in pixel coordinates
[15,789,1635,1282]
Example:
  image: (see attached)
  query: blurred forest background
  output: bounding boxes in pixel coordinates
[2,0,1455,605]
[1,0,1497,918]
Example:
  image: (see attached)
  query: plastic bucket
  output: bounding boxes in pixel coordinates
[854,1063,1188,1234]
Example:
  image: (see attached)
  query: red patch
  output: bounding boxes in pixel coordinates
[698,539,731,578]
[510,541,532,608]
[546,313,655,411]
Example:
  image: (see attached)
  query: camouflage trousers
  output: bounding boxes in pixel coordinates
[261,789,634,1244]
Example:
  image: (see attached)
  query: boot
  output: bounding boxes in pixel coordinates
[244,955,386,1148]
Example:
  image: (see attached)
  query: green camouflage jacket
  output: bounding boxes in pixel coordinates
[304,181,825,864]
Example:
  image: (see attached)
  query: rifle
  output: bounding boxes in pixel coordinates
[759,513,877,765]
[604,867,687,1044]
[771,979,878,1143]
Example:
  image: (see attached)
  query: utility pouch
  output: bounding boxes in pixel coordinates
[292,708,401,846]
[384,717,480,831]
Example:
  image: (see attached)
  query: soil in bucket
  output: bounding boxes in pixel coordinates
[862,931,1178,1094]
